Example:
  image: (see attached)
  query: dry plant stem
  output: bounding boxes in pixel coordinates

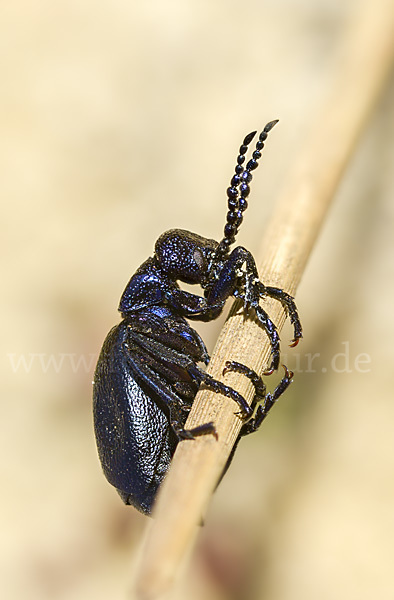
[134,1,394,598]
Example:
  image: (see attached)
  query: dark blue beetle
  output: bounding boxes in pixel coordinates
[93,121,302,515]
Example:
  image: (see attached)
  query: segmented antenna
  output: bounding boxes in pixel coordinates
[216,119,279,258]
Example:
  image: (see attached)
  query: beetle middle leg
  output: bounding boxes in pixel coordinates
[189,366,252,418]
[124,327,252,440]
[223,361,293,436]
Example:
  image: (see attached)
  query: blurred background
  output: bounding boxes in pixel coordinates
[1,0,394,598]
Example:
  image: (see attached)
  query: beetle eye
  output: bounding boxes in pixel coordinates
[193,248,206,271]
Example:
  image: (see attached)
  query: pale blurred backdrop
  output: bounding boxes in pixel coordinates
[1,1,394,599]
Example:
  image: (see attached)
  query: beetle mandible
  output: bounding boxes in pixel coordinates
[93,120,302,515]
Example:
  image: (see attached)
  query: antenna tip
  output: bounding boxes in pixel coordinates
[243,131,257,145]
[264,119,279,133]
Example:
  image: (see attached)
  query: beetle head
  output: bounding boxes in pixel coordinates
[155,229,218,284]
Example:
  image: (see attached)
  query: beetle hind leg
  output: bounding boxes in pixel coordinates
[173,421,218,441]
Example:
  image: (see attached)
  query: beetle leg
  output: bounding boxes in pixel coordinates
[122,340,195,412]
[128,330,205,378]
[188,365,252,419]
[122,350,215,442]
[125,337,196,401]
[222,360,267,407]
[223,361,293,434]
[168,288,225,322]
[234,293,281,373]
[163,317,211,365]
[123,343,218,441]
[205,247,283,372]
[124,332,252,426]
[128,331,253,419]
[259,284,303,347]
[253,304,281,372]
[205,246,258,307]
[173,421,218,441]
[128,315,210,366]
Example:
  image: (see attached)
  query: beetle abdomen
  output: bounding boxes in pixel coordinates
[93,322,176,514]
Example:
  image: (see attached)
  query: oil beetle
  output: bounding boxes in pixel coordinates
[93,121,302,515]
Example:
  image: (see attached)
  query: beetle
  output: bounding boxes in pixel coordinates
[93,120,302,515]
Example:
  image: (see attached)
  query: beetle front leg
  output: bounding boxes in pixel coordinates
[205,247,259,307]
[259,284,303,347]
[234,298,281,372]
[207,247,282,371]
[166,288,225,322]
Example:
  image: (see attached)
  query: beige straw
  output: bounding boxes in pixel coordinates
[134,1,394,597]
